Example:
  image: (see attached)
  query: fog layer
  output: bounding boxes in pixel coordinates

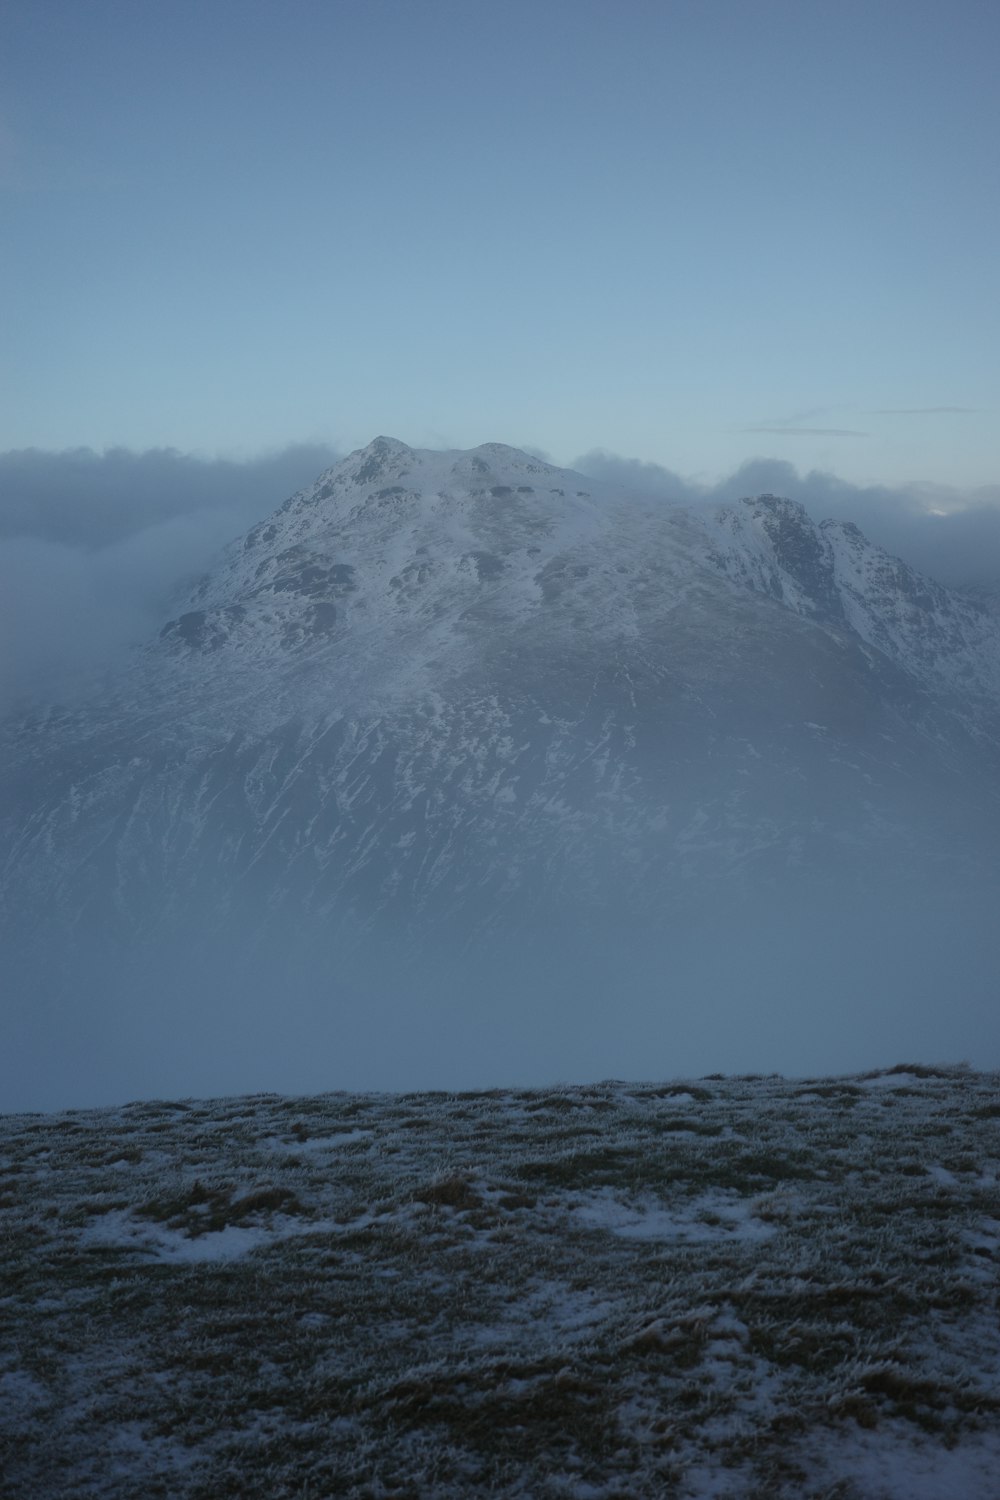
[5,880,997,1113]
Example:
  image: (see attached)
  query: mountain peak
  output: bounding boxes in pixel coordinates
[739,492,811,525]
[360,435,411,454]
[343,436,413,486]
[703,491,843,621]
[467,442,548,464]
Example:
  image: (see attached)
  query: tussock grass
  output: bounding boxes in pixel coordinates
[1,1065,999,1497]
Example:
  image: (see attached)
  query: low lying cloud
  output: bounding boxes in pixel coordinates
[574,451,1000,594]
[0,443,341,548]
[0,443,339,713]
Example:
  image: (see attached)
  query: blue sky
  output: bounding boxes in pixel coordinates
[2,0,998,486]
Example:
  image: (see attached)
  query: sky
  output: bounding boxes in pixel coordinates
[2,0,999,489]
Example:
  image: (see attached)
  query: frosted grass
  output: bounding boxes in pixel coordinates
[2,1064,998,1497]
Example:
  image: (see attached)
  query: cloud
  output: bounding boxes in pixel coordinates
[870,407,976,415]
[0,443,339,714]
[741,426,869,438]
[573,450,1000,593]
[0,443,340,547]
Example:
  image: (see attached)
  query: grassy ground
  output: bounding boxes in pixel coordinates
[2,1065,999,1497]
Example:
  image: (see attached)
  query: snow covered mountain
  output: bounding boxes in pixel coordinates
[4,438,999,1105]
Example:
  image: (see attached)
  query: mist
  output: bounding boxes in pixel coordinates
[4,870,997,1114]
[0,443,339,712]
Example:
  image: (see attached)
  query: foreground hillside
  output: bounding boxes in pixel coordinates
[3,1066,999,1498]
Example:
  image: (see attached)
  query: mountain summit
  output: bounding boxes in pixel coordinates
[140,436,999,724]
[4,440,999,1105]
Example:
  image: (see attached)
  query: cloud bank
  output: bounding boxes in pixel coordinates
[0,443,339,713]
